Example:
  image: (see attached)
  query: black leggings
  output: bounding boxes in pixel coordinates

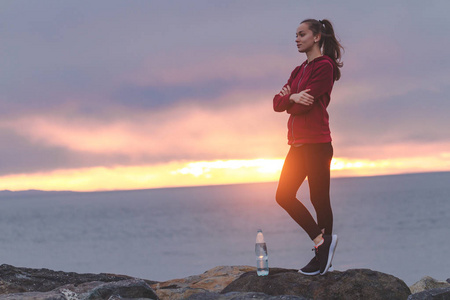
[276,142,333,240]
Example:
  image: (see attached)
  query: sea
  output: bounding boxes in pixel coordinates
[0,171,449,286]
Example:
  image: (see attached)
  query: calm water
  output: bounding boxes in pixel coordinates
[0,172,449,286]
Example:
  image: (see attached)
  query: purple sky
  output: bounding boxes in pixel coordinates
[1,1,450,187]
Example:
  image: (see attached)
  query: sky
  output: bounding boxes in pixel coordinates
[1,0,450,191]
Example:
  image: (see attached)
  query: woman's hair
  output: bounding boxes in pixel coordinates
[301,19,344,81]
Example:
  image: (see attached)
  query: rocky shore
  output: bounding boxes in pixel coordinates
[0,264,449,299]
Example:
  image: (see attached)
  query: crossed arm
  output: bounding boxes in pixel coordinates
[278,86,314,106]
[274,62,333,115]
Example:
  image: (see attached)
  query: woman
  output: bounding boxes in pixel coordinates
[273,19,343,276]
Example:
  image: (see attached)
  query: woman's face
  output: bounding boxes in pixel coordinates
[295,23,319,53]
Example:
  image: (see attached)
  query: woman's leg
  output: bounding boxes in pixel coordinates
[276,146,322,240]
[306,142,334,235]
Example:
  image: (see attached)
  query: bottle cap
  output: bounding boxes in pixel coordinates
[256,230,265,243]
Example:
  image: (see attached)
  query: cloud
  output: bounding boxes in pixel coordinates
[0,127,131,176]
[0,89,287,172]
[330,87,450,149]
[127,53,295,86]
[1,0,450,189]
[110,52,297,112]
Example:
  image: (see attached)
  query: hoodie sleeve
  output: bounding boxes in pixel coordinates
[273,66,301,112]
[286,60,334,115]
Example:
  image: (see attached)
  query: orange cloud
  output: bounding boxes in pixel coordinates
[1,90,286,160]
[2,81,450,192]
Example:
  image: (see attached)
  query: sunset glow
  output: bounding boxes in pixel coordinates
[2,155,450,192]
[2,2,450,193]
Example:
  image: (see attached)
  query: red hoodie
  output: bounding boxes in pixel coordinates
[273,55,335,145]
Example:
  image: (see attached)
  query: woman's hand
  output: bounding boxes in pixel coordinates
[278,85,291,96]
[289,89,314,106]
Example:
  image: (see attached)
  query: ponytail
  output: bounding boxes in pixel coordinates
[301,19,344,81]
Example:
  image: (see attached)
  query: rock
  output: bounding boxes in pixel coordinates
[84,279,158,299]
[0,264,426,300]
[0,280,26,295]
[410,276,450,294]
[0,281,159,299]
[407,287,450,300]
[151,265,256,300]
[221,268,411,300]
[0,290,67,299]
[0,264,159,299]
[0,264,148,294]
[187,291,308,299]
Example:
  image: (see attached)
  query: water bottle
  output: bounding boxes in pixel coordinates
[255,229,269,276]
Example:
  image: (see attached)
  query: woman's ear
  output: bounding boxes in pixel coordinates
[314,34,321,43]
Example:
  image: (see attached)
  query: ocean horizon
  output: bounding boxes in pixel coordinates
[1,171,449,286]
